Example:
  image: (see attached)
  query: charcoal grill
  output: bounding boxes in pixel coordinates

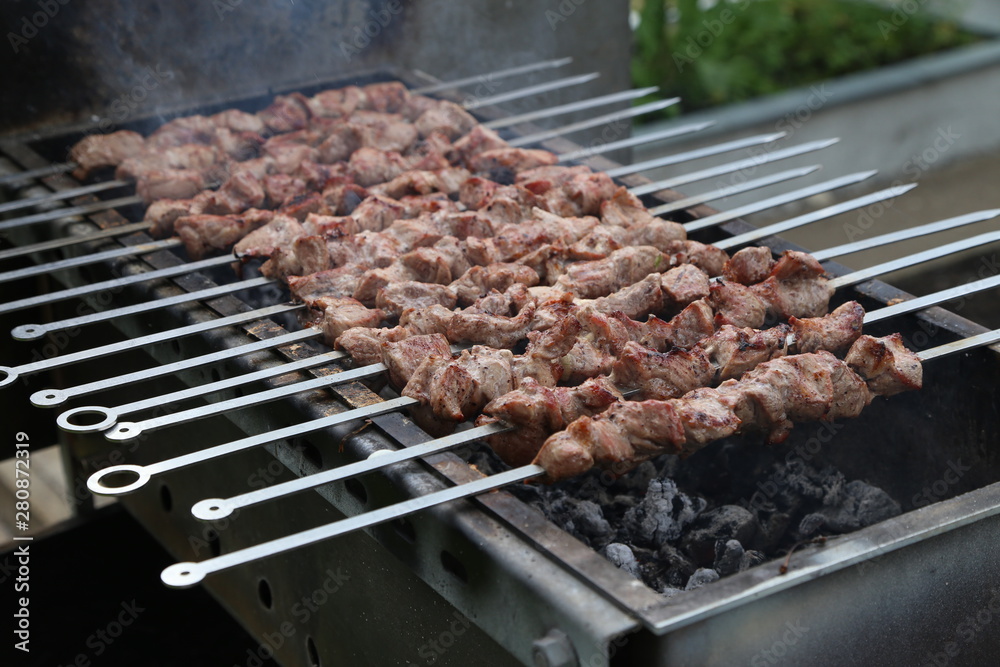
[3,62,1000,667]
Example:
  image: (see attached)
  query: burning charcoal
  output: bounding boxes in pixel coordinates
[798,512,827,537]
[739,550,766,571]
[681,505,760,566]
[602,543,641,579]
[713,539,745,577]
[549,497,615,549]
[622,479,706,549]
[810,480,901,533]
[685,568,720,591]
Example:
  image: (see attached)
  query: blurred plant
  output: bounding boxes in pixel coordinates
[632,0,978,115]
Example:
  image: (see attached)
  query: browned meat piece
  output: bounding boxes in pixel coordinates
[770,250,826,281]
[588,273,664,320]
[640,301,717,351]
[468,148,558,176]
[478,376,623,466]
[791,301,864,354]
[317,124,361,163]
[116,144,222,181]
[135,168,207,203]
[546,172,619,217]
[175,212,270,259]
[302,213,359,239]
[516,164,591,186]
[258,93,311,133]
[446,301,537,349]
[69,130,145,179]
[611,343,715,400]
[235,215,307,259]
[624,219,688,249]
[844,333,922,396]
[403,346,515,421]
[350,194,406,232]
[723,246,775,285]
[554,246,672,299]
[400,193,460,217]
[751,273,834,320]
[348,147,409,186]
[313,298,385,345]
[399,94,441,122]
[449,264,540,306]
[568,226,625,260]
[264,141,317,175]
[263,173,309,206]
[199,169,266,214]
[370,167,471,199]
[478,187,545,227]
[375,281,457,317]
[287,267,363,307]
[278,192,329,221]
[326,230,402,268]
[467,211,597,266]
[698,324,791,381]
[213,128,264,161]
[359,81,410,114]
[709,281,768,329]
[211,109,266,134]
[307,86,365,118]
[346,111,420,152]
[322,182,370,215]
[663,240,728,277]
[459,177,500,210]
[147,198,202,238]
[660,264,710,308]
[295,161,349,191]
[399,303,455,336]
[413,101,477,140]
[600,186,661,229]
[381,334,452,388]
[292,235,332,275]
[146,115,218,149]
[452,125,508,164]
[334,325,411,366]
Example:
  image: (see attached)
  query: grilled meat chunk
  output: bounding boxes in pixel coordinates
[845,333,922,396]
[375,281,457,317]
[69,130,145,179]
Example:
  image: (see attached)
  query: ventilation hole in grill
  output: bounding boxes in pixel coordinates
[393,518,417,544]
[210,368,221,383]
[440,550,468,584]
[206,529,221,558]
[258,578,273,610]
[306,636,321,667]
[170,339,181,355]
[300,440,322,469]
[344,478,367,504]
[159,484,173,512]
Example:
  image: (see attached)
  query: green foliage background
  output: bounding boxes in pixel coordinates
[632,0,977,114]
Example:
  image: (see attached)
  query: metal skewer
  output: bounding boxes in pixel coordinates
[411,56,574,95]
[486,86,661,129]
[0,179,131,215]
[11,276,277,341]
[0,195,143,233]
[645,165,821,216]
[0,238,182,285]
[464,72,600,110]
[155,327,1000,588]
[508,98,679,147]
[0,221,154,262]
[556,121,715,164]
[0,162,77,186]
[0,303,304,389]
[83,225,1000,494]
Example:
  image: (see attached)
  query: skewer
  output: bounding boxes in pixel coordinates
[11,276,276,342]
[410,56,574,94]
[677,170,879,231]
[464,72,600,110]
[646,165,821,216]
[626,138,840,195]
[0,303,305,389]
[0,239,181,285]
[157,327,1000,588]
[0,162,76,186]
[0,221,153,262]
[485,86,660,129]
[0,179,131,215]
[555,121,715,164]
[0,195,143,233]
[508,98,680,147]
[83,266,1000,498]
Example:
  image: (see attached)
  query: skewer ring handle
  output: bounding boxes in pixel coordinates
[105,422,142,441]
[191,498,235,521]
[57,406,117,433]
[31,388,70,407]
[11,324,44,341]
[87,464,152,496]
[0,366,17,388]
[161,562,206,588]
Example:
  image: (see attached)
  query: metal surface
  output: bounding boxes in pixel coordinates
[410,56,573,94]
[508,98,679,147]
[0,238,182,284]
[0,178,129,214]
[0,194,143,232]
[0,221,153,260]
[485,86,659,129]
[556,121,715,164]
[464,72,600,110]
[648,165,820,215]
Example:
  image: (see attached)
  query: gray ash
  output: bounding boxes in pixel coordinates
[467,437,901,595]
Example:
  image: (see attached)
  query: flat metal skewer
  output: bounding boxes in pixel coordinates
[508,98,679,147]
[0,302,304,389]
[0,195,143,232]
[0,179,131,215]
[486,86,660,129]
[411,56,574,95]
[156,326,1000,588]
[0,238,182,285]
[556,121,715,164]
[11,276,277,341]
[464,72,600,110]
[0,162,77,186]
[0,221,154,262]
[646,165,821,216]
[679,170,879,231]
